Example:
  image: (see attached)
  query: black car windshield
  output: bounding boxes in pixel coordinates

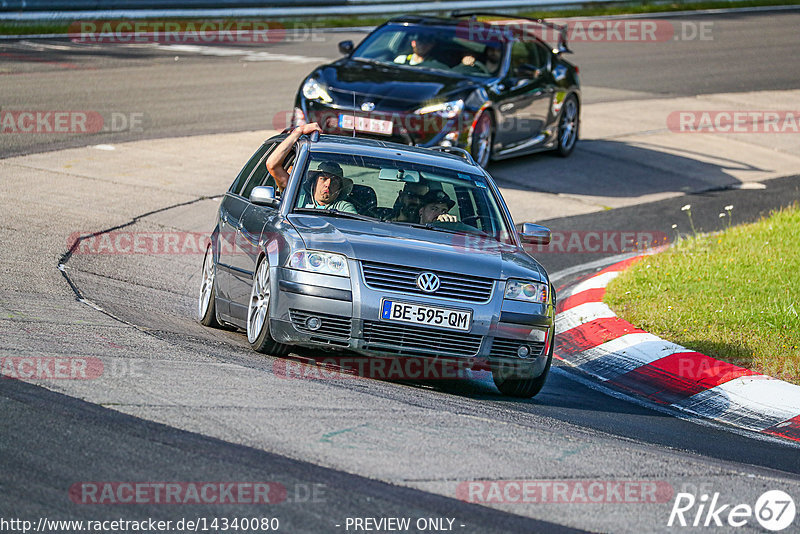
[352,23,505,78]
[292,151,515,245]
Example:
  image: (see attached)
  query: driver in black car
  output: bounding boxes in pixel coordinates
[393,33,448,70]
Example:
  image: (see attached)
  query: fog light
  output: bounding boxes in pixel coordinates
[517,345,531,358]
[306,317,322,331]
[439,139,453,147]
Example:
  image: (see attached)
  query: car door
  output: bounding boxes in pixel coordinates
[228,144,283,322]
[216,143,272,320]
[493,39,553,149]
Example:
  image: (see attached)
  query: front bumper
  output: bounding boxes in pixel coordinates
[268,263,554,373]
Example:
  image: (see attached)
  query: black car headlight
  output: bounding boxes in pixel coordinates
[302,77,333,104]
[504,279,548,304]
[414,99,464,119]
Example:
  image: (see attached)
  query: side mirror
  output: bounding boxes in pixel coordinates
[250,186,280,208]
[519,223,551,245]
[338,40,354,55]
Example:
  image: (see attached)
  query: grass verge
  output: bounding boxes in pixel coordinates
[1,0,799,36]
[604,204,800,384]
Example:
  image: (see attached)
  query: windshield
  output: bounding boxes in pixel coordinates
[352,23,505,78]
[291,151,514,244]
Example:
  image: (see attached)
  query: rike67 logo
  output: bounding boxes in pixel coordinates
[668,490,796,531]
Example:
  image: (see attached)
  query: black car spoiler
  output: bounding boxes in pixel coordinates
[451,11,572,54]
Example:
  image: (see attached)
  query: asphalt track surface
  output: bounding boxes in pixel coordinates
[2,9,800,533]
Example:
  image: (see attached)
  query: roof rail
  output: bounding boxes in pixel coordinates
[430,145,476,164]
[450,11,572,54]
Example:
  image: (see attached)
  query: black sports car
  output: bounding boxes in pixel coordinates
[291,13,581,167]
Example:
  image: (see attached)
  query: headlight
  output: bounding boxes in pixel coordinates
[287,251,349,277]
[414,99,464,119]
[504,279,548,304]
[302,77,333,103]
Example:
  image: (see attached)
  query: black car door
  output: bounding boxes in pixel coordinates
[494,39,553,150]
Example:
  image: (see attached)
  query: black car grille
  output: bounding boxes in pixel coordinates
[362,320,483,358]
[489,337,545,359]
[290,310,352,347]
[361,261,494,303]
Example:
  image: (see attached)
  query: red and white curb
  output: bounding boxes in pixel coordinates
[553,255,800,443]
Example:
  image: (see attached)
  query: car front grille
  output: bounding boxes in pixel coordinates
[290,309,352,347]
[489,337,545,359]
[360,261,494,303]
[362,320,483,358]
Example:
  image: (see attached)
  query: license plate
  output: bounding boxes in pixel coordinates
[339,114,393,135]
[380,299,472,332]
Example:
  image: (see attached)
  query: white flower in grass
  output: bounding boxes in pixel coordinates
[681,204,691,211]
[724,205,733,211]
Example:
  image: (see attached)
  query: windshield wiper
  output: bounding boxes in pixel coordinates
[392,220,492,239]
[293,208,377,222]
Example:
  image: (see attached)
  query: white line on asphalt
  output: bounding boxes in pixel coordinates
[156,44,327,63]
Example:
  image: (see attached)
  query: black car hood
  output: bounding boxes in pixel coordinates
[287,214,547,283]
[315,59,479,111]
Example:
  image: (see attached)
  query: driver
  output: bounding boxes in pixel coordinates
[418,190,457,224]
[394,33,448,70]
[302,161,357,213]
[389,181,430,223]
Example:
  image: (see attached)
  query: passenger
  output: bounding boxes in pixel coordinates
[302,161,357,213]
[390,181,430,223]
[459,43,503,75]
[393,33,448,70]
[418,190,457,224]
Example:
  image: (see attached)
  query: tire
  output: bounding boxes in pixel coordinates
[198,245,220,327]
[492,331,554,398]
[246,258,289,355]
[555,94,579,157]
[471,111,494,168]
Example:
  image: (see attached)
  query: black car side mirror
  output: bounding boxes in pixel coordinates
[338,40,354,55]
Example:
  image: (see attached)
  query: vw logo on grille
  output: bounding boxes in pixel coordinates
[416,272,440,293]
[361,101,375,112]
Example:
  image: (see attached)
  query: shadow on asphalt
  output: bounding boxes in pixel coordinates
[488,139,765,197]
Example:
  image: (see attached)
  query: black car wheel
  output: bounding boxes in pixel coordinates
[198,246,220,327]
[492,332,554,398]
[471,112,493,168]
[555,95,579,157]
[247,258,289,355]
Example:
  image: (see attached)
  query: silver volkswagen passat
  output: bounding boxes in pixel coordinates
[198,133,555,397]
